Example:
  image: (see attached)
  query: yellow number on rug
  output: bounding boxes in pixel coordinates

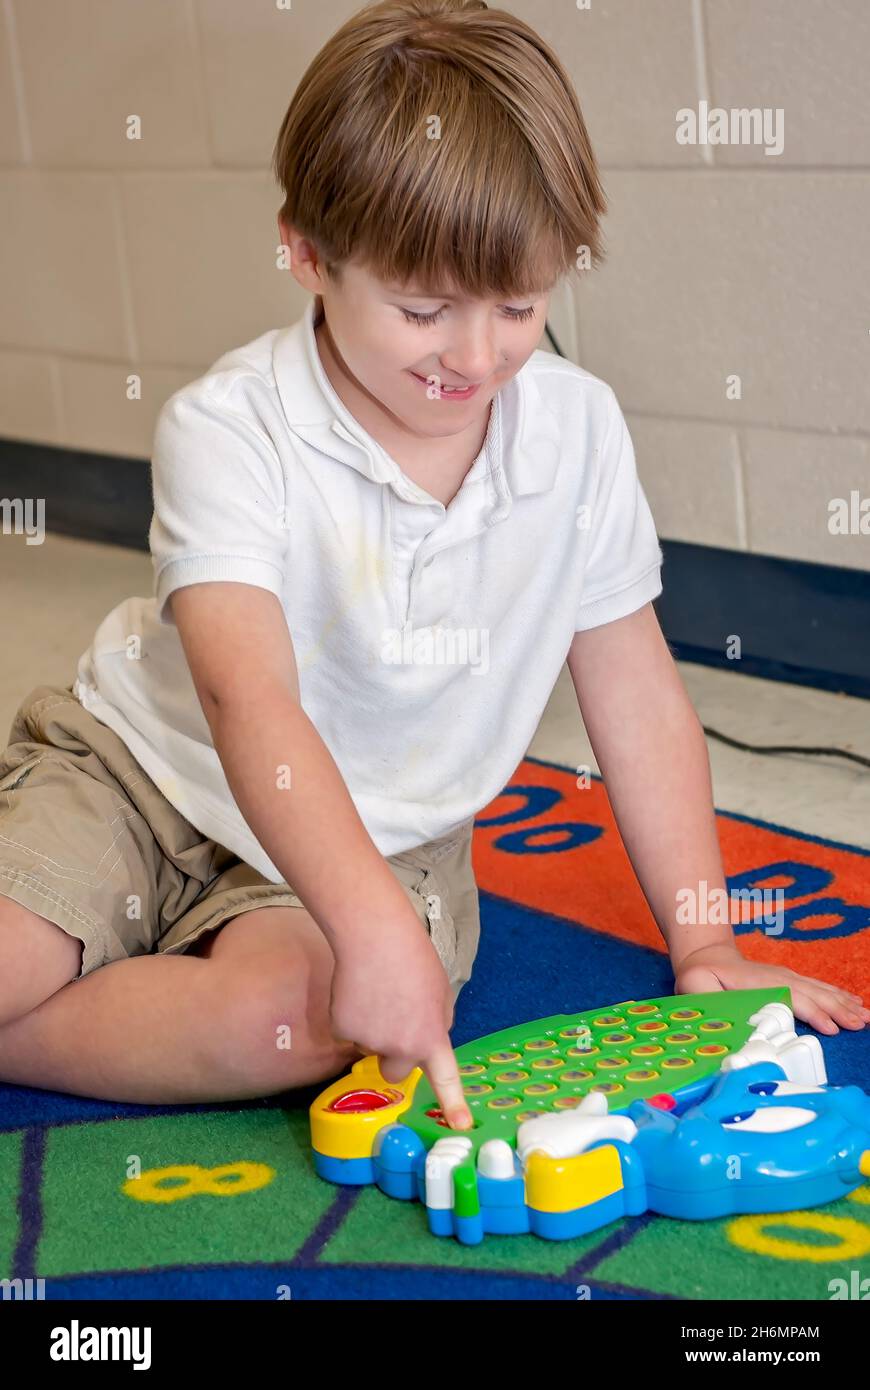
[728,1210,870,1262]
[122,1161,275,1204]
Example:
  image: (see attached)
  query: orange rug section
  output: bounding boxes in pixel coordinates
[473,758,870,997]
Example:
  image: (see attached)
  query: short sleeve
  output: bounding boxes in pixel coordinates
[574,391,663,632]
[149,386,289,626]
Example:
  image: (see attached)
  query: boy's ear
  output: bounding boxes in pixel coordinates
[277,217,329,295]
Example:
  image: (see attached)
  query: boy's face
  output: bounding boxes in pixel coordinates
[283,226,554,442]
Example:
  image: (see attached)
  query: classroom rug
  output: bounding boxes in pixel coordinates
[1,755,868,1301]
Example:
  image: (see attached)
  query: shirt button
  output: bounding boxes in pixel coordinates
[423,557,434,568]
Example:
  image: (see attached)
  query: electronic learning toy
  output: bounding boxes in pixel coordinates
[309,989,870,1245]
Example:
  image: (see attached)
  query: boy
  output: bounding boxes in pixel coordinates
[0,0,864,1130]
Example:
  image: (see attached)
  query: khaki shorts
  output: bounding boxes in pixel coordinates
[0,685,481,1000]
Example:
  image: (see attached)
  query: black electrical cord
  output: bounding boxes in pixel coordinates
[702,725,870,770]
[544,320,566,358]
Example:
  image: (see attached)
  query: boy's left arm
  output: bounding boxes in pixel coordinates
[567,602,869,1035]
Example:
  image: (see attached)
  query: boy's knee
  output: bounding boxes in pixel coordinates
[0,897,83,1026]
[203,950,358,1092]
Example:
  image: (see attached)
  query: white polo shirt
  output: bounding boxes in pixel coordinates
[74,297,663,881]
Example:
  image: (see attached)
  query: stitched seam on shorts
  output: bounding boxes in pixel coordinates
[426,838,462,864]
[0,866,106,940]
[0,756,45,793]
[210,889,302,917]
[160,890,304,948]
[423,829,472,865]
[11,691,154,879]
[392,841,457,873]
[8,687,151,806]
[0,804,139,885]
[13,696,177,835]
[414,819,475,866]
[21,692,81,722]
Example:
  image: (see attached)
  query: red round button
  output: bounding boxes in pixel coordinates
[328,1088,397,1113]
[647,1093,677,1112]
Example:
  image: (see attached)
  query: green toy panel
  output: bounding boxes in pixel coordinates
[405,988,791,1154]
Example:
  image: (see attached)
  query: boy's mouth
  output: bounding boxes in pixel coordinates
[409,371,481,401]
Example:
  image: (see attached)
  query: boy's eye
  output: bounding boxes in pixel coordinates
[399,305,537,327]
[401,307,447,326]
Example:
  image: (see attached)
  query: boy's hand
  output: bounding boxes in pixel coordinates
[329,921,473,1130]
[674,943,870,1035]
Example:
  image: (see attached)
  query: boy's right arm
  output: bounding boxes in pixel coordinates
[169,580,472,1129]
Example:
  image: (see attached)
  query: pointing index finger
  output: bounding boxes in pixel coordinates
[424,1039,473,1130]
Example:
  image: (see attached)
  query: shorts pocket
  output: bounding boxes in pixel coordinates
[0,750,142,890]
[413,867,458,980]
[0,751,44,794]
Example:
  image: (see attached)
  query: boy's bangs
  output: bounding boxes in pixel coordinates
[344,85,568,300]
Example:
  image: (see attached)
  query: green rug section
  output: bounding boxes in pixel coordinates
[0,1131,23,1274]
[594,1190,870,1301]
[320,1182,611,1277]
[36,1109,332,1278]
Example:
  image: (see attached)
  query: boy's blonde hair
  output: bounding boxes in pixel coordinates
[272,0,607,299]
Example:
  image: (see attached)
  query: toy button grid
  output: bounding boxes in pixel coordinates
[426,1004,735,1125]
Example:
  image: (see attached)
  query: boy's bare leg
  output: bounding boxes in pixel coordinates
[0,897,84,1019]
[0,906,363,1104]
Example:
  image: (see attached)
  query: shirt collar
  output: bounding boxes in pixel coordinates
[271,295,562,500]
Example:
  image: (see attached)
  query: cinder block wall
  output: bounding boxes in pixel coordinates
[0,0,867,570]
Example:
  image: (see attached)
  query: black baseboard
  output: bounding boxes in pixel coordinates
[654,541,870,701]
[2,438,869,699]
[0,438,151,552]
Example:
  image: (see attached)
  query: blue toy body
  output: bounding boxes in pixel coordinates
[630,1061,870,1219]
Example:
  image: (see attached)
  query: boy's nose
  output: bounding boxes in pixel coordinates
[438,337,502,386]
